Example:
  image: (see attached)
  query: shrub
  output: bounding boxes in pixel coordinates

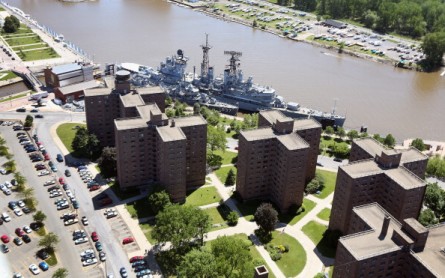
[226,211,239,226]
[271,252,282,261]
[284,244,290,252]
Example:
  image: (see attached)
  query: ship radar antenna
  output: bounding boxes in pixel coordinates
[200,33,212,81]
[332,98,338,115]
[224,50,242,76]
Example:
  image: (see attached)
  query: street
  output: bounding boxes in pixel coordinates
[0,111,136,277]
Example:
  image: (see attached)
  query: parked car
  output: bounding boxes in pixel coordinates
[91,232,99,242]
[2,212,12,222]
[37,249,49,260]
[81,216,89,226]
[58,177,65,185]
[65,169,71,177]
[23,226,32,234]
[56,154,64,162]
[38,261,49,271]
[89,185,100,191]
[95,241,103,251]
[1,235,10,243]
[35,114,44,118]
[129,256,145,263]
[30,109,39,113]
[29,264,40,275]
[120,267,128,278]
[15,228,25,237]
[123,237,134,245]
[13,237,23,246]
[22,234,31,243]
[1,244,9,253]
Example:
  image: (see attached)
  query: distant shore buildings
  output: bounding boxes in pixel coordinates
[84,70,207,201]
[236,110,321,213]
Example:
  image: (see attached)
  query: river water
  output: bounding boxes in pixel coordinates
[5,0,445,141]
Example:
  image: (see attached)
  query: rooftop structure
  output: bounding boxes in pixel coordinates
[334,203,445,278]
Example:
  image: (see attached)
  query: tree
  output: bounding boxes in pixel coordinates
[148,190,171,215]
[177,249,219,277]
[423,182,445,219]
[52,268,68,278]
[87,133,101,159]
[3,160,16,173]
[242,114,258,130]
[207,125,227,153]
[418,209,438,227]
[72,127,89,156]
[411,138,426,151]
[20,187,34,199]
[335,127,346,138]
[346,130,359,141]
[211,236,252,278]
[306,179,321,194]
[373,133,384,143]
[193,103,200,115]
[324,126,334,136]
[2,15,20,33]
[421,31,445,70]
[383,133,396,147]
[254,203,278,235]
[363,10,379,29]
[225,169,236,186]
[38,232,60,252]
[333,143,350,158]
[14,172,26,186]
[0,137,6,145]
[97,147,117,178]
[226,211,239,226]
[33,211,47,224]
[152,205,211,253]
[24,115,34,128]
[24,196,38,211]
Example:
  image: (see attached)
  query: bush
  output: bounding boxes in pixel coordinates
[284,244,290,252]
[226,211,239,226]
[271,252,282,261]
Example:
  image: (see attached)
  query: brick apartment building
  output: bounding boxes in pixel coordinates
[329,138,428,235]
[333,202,445,278]
[236,110,322,213]
[84,71,166,147]
[84,71,207,201]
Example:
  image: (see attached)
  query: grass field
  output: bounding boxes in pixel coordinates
[279,198,317,225]
[17,48,60,61]
[315,169,337,199]
[56,123,86,153]
[46,250,58,266]
[0,71,18,81]
[4,35,42,46]
[302,221,336,258]
[317,208,331,221]
[12,42,48,50]
[140,223,156,244]
[212,149,238,165]
[215,166,237,184]
[235,199,262,221]
[267,231,306,277]
[185,186,222,207]
[204,207,228,231]
[0,92,29,103]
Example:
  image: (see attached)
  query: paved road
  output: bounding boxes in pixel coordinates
[0,111,136,277]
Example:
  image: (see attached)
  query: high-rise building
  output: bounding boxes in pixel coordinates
[84,71,165,147]
[85,71,206,201]
[333,202,445,278]
[329,138,428,235]
[236,110,321,213]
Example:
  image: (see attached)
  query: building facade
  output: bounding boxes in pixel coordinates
[333,203,445,278]
[44,62,94,88]
[329,138,428,235]
[85,71,206,202]
[236,110,321,213]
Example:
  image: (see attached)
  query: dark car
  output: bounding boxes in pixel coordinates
[30,109,39,113]
[8,201,17,210]
[30,222,42,231]
[22,207,31,214]
[17,132,26,137]
[56,154,64,162]
[65,169,71,177]
[72,201,79,209]
[15,107,25,112]
[37,249,49,260]
[62,183,69,191]
[333,157,343,162]
[1,244,9,253]
[35,114,44,118]
[22,234,31,243]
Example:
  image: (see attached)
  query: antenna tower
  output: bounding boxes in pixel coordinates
[200,34,212,79]
[224,50,242,76]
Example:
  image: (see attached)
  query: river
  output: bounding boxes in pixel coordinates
[5,0,445,141]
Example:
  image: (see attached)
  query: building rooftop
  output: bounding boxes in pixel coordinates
[340,203,411,260]
[413,223,445,276]
[341,160,382,178]
[119,92,145,107]
[114,117,147,130]
[84,87,112,97]
[157,126,186,142]
[259,110,285,125]
[400,148,428,163]
[385,167,425,189]
[354,138,385,157]
[137,86,164,96]
[293,118,322,131]
[136,104,168,122]
[58,80,99,95]
[241,128,277,141]
[277,134,309,150]
[51,63,81,75]
[174,115,207,127]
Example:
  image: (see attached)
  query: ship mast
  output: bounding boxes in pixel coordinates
[224,50,242,76]
[200,34,211,81]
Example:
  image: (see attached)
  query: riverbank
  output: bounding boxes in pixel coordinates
[171,0,422,69]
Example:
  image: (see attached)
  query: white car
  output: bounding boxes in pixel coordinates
[0,168,6,175]
[80,249,94,257]
[29,264,40,275]
[82,258,98,266]
[3,188,11,195]
[17,200,25,208]
[38,170,50,177]
[44,180,56,186]
[14,208,23,216]
[64,218,79,226]
[2,212,11,222]
[23,226,32,234]
[4,181,12,188]
[74,237,88,245]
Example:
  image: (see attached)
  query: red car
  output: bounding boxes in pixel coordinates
[15,228,24,237]
[129,256,144,263]
[89,185,100,192]
[1,235,10,243]
[44,154,50,161]
[122,237,134,245]
[91,232,99,242]
[58,177,65,185]
[100,198,113,207]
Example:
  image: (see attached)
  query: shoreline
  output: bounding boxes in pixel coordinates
[171,1,417,70]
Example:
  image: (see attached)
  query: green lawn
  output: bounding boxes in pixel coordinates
[17,48,60,61]
[267,231,306,277]
[302,221,336,258]
[0,70,18,81]
[125,198,155,219]
[315,169,337,199]
[56,123,86,153]
[185,186,222,207]
[12,42,48,50]
[140,222,156,244]
[204,207,228,231]
[215,166,237,184]
[320,136,350,156]
[235,199,263,221]
[317,208,331,221]
[278,198,317,225]
[212,149,238,165]
[4,35,41,46]
[46,250,58,266]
